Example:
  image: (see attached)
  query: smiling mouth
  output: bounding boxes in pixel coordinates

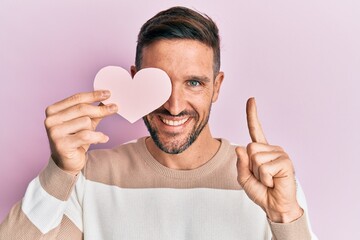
[160,117,189,126]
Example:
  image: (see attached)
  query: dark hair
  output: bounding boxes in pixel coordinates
[135,6,220,75]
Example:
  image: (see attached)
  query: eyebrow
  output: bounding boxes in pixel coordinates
[185,75,211,83]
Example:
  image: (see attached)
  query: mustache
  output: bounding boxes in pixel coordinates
[152,108,197,118]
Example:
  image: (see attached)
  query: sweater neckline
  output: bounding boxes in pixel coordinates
[137,137,230,180]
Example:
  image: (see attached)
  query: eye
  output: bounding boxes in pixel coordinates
[187,80,201,87]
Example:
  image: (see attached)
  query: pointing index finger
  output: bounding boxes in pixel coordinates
[246,97,268,144]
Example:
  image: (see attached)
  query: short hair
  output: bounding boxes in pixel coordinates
[135,6,220,75]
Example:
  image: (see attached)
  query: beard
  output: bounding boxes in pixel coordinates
[143,106,211,154]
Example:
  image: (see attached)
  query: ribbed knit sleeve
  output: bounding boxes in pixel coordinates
[269,212,311,240]
[0,158,82,239]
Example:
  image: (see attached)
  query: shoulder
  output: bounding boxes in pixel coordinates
[220,138,242,155]
[82,138,146,182]
[87,138,142,162]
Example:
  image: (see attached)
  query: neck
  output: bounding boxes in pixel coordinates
[145,125,221,170]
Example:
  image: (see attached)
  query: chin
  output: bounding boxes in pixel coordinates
[152,133,194,154]
[143,110,210,154]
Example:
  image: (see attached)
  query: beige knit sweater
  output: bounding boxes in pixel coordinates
[0,137,317,239]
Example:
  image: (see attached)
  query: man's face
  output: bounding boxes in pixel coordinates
[138,39,223,154]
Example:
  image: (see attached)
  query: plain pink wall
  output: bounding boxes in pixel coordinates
[1,1,359,239]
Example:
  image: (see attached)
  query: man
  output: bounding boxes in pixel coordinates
[0,6,316,239]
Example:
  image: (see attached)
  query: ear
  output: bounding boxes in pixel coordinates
[130,65,137,78]
[212,71,224,103]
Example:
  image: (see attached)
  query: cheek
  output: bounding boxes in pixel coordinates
[186,85,214,100]
[146,114,157,125]
[183,86,214,116]
[191,96,213,118]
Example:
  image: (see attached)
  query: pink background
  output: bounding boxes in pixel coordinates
[1,1,359,239]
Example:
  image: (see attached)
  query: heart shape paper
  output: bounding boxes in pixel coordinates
[94,66,171,123]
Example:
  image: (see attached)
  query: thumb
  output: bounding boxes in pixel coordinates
[236,146,252,187]
[91,102,106,130]
[92,117,103,130]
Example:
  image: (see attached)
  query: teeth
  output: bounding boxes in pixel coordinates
[161,117,188,126]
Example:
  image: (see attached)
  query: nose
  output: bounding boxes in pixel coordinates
[163,84,185,116]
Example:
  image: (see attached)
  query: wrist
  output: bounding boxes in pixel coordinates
[51,154,80,176]
[266,205,303,223]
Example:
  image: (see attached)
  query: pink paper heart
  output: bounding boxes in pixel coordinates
[94,66,171,123]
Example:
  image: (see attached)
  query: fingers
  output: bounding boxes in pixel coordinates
[44,91,115,174]
[250,151,284,185]
[236,146,267,206]
[240,98,300,219]
[52,130,109,160]
[246,97,267,144]
[45,90,111,117]
[45,103,118,128]
[48,116,109,149]
[71,130,109,146]
[246,142,283,171]
[48,116,95,137]
[236,146,252,186]
[244,142,290,188]
[257,156,293,188]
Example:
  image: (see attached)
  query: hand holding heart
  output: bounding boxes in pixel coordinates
[236,98,303,223]
[44,91,118,175]
[45,67,171,175]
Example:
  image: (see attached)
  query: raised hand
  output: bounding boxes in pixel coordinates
[236,98,303,223]
[44,90,118,175]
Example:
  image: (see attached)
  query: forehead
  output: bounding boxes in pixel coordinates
[141,39,214,77]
